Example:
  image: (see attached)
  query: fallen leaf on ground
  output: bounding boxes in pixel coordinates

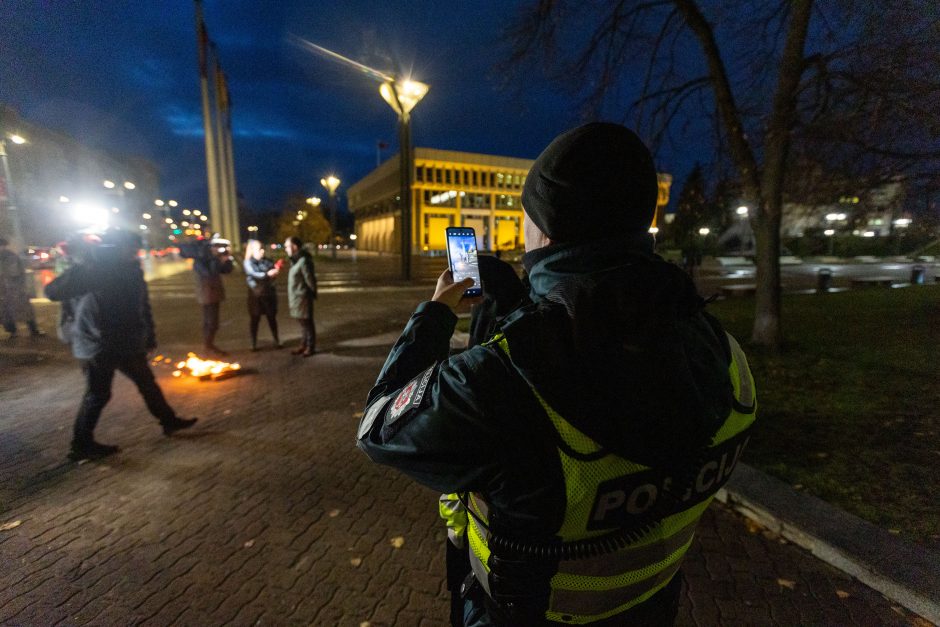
[888,529,901,535]
[390,536,405,549]
[360,622,371,627]
[911,617,933,627]
[776,578,796,590]
[0,520,22,532]
[350,557,362,567]
[835,590,850,599]
[353,412,363,419]
[744,518,763,534]
[223,409,232,415]
[792,484,803,490]
[244,539,255,548]
[329,509,340,518]
[813,452,829,459]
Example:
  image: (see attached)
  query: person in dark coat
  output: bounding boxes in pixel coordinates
[284,236,317,356]
[181,235,234,355]
[45,229,197,461]
[0,237,43,339]
[243,239,282,351]
[357,124,756,626]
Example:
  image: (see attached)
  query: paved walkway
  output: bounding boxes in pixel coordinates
[0,271,930,626]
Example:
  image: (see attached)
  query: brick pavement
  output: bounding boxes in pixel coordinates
[0,270,931,626]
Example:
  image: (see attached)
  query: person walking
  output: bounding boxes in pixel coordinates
[45,229,196,461]
[181,235,234,355]
[243,239,282,351]
[357,123,757,626]
[283,236,317,357]
[0,237,44,339]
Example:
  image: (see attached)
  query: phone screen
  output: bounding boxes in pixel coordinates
[445,227,482,297]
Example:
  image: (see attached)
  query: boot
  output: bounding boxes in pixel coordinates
[69,440,119,461]
[162,417,198,436]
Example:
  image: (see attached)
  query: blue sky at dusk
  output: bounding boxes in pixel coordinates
[1,1,705,217]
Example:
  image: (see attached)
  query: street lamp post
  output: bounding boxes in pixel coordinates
[291,39,429,280]
[379,79,428,281]
[0,134,27,251]
[320,176,340,260]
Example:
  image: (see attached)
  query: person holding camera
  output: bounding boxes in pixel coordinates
[46,229,196,461]
[181,234,234,356]
[357,123,756,626]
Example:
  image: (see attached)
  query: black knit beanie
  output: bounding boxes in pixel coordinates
[521,122,658,243]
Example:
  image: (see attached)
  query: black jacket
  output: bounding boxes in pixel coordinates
[357,235,741,620]
[46,249,156,359]
[244,257,277,295]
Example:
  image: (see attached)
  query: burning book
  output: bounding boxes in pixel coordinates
[171,352,242,381]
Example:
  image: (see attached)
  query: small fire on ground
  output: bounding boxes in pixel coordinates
[154,353,241,381]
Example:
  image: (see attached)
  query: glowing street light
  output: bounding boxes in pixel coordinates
[736,206,749,217]
[321,176,341,259]
[155,199,165,207]
[123,181,136,190]
[168,200,178,207]
[8,134,25,145]
[293,37,427,279]
[59,196,70,203]
[142,213,152,220]
[698,227,711,236]
[306,197,321,207]
[379,79,428,280]
[103,180,116,189]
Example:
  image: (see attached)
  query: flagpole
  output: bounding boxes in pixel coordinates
[221,69,240,250]
[212,52,233,244]
[195,0,222,239]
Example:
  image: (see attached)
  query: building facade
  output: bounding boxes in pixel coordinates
[348,147,672,254]
[1,104,167,248]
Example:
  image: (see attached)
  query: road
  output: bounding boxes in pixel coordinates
[0,254,927,625]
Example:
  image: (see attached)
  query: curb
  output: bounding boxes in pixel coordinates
[718,463,940,624]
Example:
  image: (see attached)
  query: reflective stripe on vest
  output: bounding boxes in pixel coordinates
[467,333,756,624]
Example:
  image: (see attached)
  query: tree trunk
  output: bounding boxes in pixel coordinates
[751,198,783,346]
[751,0,814,347]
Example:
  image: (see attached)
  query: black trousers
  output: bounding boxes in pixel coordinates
[73,352,177,444]
[202,302,220,347]
[297,317,316,351]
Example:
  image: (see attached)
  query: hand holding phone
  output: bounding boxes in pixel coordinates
[445,227,483,298]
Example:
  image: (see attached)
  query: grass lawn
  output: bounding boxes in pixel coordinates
[708,285,940,550]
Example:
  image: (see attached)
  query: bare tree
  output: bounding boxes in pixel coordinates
[503,0,940,348]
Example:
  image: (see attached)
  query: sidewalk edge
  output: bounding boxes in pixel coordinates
[716,463,940,625]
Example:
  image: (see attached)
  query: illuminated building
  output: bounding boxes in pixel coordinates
[348,148,672,253]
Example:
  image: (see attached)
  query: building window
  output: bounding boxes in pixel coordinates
[496,194,518,209]
[471,171,479,187]
[445,169,452,185]
[416,166,424,183]
[462,193,491,209]
[435,168,443,183]
[424,189,457,207]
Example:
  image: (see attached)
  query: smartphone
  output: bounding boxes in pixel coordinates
[445,227,483,298]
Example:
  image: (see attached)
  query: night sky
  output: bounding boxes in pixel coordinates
[1,1,700,219]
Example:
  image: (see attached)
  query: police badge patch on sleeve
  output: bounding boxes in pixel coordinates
[387,365,434,425]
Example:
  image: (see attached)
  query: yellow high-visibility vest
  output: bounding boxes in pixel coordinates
[467,333,756,624]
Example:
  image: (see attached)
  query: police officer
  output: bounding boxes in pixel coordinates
[357,123,756,626]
